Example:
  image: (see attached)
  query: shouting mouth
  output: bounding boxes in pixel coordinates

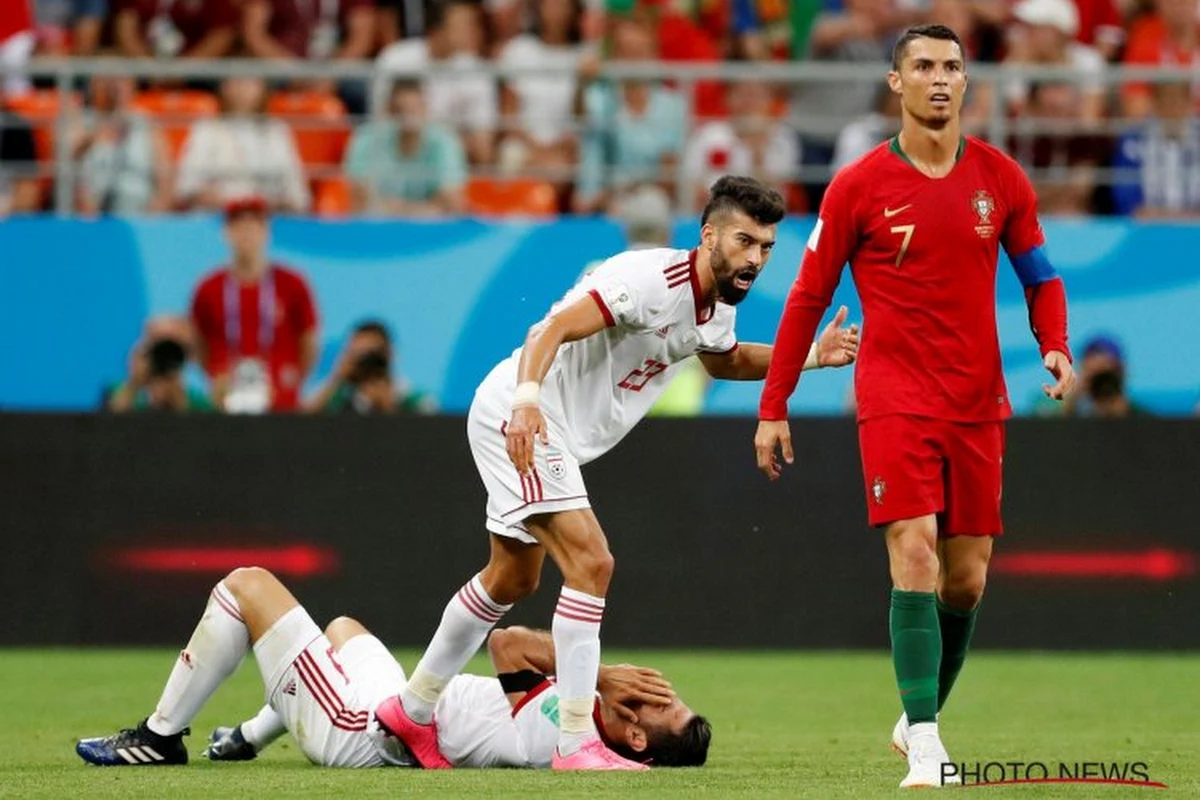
[930,92,951,105]
[732,270,757,291]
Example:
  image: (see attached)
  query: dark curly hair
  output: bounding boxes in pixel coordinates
[700,176,786,227]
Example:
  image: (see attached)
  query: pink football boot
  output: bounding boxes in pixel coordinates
[552,738,650,771]
[375,696,452,769]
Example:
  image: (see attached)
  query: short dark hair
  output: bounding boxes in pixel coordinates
[641,714,712,767]
[891,24,965,72]
[700,176,786,227]
[353,320,392,343]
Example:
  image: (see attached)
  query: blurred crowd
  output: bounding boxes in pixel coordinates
[1,0,1200,218]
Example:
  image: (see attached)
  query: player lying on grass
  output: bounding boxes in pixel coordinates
[75,567,710,769]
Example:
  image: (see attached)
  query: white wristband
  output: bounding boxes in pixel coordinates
[803,342,820,371]
[512,381,541,409]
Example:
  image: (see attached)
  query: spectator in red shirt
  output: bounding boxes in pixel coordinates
[242,0,377,61]
[190,196,320,413]
[1122,0,1200,119]
[112,0,239,60]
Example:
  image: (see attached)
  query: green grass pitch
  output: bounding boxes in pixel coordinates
[0,650,1195,798]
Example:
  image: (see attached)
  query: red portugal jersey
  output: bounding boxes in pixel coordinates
[190,264,318,411]
[761,136,1050,423]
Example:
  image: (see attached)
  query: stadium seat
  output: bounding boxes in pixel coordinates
[265,91,351,176]
[464,177,558,217]
[314,176,353,217]
[4,89,76,163]
[131,90,220,161]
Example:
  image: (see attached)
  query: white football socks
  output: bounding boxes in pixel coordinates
[147,581,249,737]
[553,586,606,756]
[240,704,286,750]
[402,574,512,724]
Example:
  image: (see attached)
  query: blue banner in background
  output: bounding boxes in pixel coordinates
[2,217,1197,415]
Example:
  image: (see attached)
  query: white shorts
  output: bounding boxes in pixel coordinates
[468,366,591,544]
[254,607,412,768]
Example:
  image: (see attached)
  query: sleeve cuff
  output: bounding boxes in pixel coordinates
[587,289,615,328]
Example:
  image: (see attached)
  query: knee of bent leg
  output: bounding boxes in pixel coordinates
[325,616,369,647]
[223,566,275,599]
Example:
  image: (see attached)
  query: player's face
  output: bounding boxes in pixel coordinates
[704,210,777,306]
[887,37,967,127]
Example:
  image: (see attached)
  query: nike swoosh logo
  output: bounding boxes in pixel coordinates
[883,204,913,218]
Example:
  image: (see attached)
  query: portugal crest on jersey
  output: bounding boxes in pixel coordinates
[971,190,996,239]
[872,476,887,505]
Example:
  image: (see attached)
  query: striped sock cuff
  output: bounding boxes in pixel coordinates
[555,587,605,624]
[455,575,512,624]
[210,582,244,623]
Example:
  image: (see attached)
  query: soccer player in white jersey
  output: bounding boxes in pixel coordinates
[74,567,704,769]
[384,176,861,770]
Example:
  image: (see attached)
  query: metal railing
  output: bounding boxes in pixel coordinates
[4,57,1199,216]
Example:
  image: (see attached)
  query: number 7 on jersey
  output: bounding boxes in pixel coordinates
[890,224,915,268]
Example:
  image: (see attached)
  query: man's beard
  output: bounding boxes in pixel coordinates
[713,247,750,306]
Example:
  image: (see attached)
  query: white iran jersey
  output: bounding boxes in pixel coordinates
[510,247,738,464]
[432,675,565,768]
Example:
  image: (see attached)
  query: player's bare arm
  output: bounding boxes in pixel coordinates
[506,295,609,474]
[699,306,859,381]
[488,626,673,720]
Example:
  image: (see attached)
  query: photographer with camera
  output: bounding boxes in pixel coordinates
[107,318,214,413]
[305,320,436,415]
[1061,335,1150,419]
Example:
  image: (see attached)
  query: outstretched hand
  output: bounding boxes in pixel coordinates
[1042,350,1075,400]
[815,305,860,368]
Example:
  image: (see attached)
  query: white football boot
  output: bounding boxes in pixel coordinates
[899,722,960,789]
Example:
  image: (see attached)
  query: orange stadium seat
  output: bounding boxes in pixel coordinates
[265,91,351,175]
[465,177,559,217]
[314,176,353,217]
[4,90,75,163]
[131,90,220,161]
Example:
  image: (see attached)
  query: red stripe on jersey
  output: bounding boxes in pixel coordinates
[587,289,615,328]
[664,260,689,276]
[666,277,690,289]
[531,469,544,501]
[210,590,244,622]
[510,678,554,718]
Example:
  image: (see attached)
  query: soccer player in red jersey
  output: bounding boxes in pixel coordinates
[754,25,1076,788]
